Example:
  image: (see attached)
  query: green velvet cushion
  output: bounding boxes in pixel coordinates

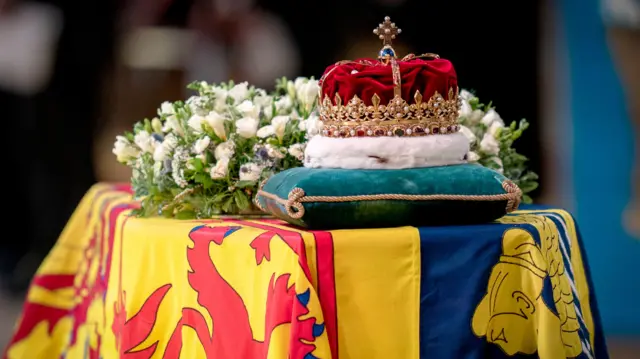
[255,164,522,229]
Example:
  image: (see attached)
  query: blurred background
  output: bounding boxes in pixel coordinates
[0,0,638,356]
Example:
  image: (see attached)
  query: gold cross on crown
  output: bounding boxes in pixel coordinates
[373,16,401,47]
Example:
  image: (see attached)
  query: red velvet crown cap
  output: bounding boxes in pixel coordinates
[320,57,458,106]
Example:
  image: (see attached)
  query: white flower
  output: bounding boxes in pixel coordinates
[298,119,306,131]
[460,90,475,102]
[214,140,235,160]
[304,114,324,136]
[160,101,174,115]
[296,79,320,110]
[459,100,472,118]
[134,131,156,153]
[469,109,485,124]
[211,87,228,112]
[228,82,249,103]
[236,100,260,119]
[257,115,289,141]
[239,162,264,182]
[488,120,504,138]
[271,115,290,140]
[466,151,480,162]
[236,117,259,138]
[481,108,504,127]
[288,143,305,160]
[153,161,163,178]
[253,92,273,108]
[205,111,227,140]
[154,133,179,161]
[480,133,500,155]
[287,80,296,99]
[162,117,183,136]
[193,136,211,154]
[151,117,163,133]
[113,136,140,163]
[458,125,476,144]
[187,96,209,116]
[187,114,206,133]
[210,158,230,179]
[257,125,275,138]
[275,96,292,112]
[265,143,286,159]
[171,147,190,187]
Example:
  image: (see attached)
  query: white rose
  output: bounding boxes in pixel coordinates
[235,117,259,138]
[193,136,211,154]
[211,87,228,112]
[466,151,480,162]
[239,162,264,182]
[480,133,500,155]
[134,130,156,153]
[210,158,230,179]
[236,100,260,119]
[288,143,305,160]
[458,125,476,144]
[187,114,206,133]
[160,101,174,115]
[481,108,504,127]
[257,125,275,138]
[304,114,324,136]
[113,136,140,163]
[155,133,178,161]
[297,80,320,110]
[205,111,228,140]
[151,117,163,133]
[214,140,235,160]
[488,120,504,138]
[459,100,472,118]
[228,82,249,103]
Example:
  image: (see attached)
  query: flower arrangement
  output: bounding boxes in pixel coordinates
[113,79,538,219]
[113,77,322,219]
[457,90,539,203]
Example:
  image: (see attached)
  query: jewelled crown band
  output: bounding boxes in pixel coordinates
[317,17,461,138]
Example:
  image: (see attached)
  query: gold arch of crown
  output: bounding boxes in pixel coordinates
[318,16,460,138]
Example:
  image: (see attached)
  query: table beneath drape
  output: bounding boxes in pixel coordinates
[2,183,608,359]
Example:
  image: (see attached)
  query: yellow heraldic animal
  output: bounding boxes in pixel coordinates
[472,214,584,358]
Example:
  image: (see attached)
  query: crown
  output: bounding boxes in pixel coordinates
[318,17,460,138]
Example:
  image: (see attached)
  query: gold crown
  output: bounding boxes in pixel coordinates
[318,17,461,138]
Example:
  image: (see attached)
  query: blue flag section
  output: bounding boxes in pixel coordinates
[418,206,608,359]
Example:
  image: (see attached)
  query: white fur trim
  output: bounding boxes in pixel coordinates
[304,132,470,169]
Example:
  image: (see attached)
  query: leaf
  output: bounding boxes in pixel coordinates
[519,181,539,193]
[191,158,204,172]
[234,191,251,210]
[176,209,197,220]
[522,194,533,204]
[236,180,256,188]
[222,197,235,213]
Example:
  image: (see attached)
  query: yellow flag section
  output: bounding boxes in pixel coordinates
[3,183,422,359]
[4,184,135,359]
[331,227,421,359]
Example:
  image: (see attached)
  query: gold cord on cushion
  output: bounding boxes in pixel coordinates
[258,180,523,220]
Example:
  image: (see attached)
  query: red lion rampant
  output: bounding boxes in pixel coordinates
[113,225,327,358]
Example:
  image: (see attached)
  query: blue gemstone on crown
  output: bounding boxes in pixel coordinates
[379,47,396,58]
